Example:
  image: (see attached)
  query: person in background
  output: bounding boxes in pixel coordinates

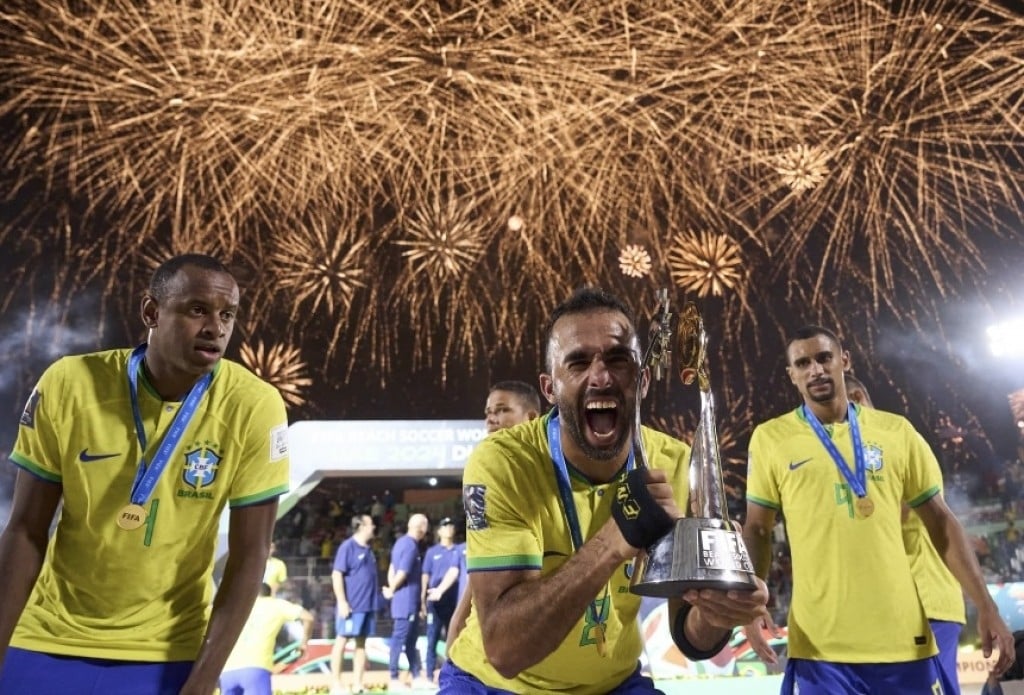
[848,372,968,694]
[382,513,430,691]
[484,380,543,435]
[263,541,288,596]
[329,514,379,695]
[218,583,313,695]
[422,517,459,684]
[0,253,290,695]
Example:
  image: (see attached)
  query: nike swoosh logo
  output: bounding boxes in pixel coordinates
[79,449,119,463]
[788,458,812,470]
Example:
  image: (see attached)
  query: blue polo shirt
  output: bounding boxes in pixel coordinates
[423,543,459,609]
[333,537,379,613]
[389,535,422,619]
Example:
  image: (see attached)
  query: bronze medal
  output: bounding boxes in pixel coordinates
[117,503,148,530]
[855,496,874,519]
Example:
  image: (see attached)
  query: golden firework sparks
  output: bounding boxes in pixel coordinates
[394,201,486,285]
[238,340,312,408]
[269,216,369,319]
[0,0,1021,430]
[774,144,830,191]
[618,244,652,278]
[668,231,744,298]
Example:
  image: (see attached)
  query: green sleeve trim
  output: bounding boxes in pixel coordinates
[908,486,940,508]
[467,554,542,572]
[230,484,289,508]
[9,453,61,483]
[746,495,780,511]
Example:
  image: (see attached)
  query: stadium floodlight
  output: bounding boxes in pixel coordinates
[987,317,1024,358]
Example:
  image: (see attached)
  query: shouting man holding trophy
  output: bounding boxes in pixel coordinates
[440,287,770,694]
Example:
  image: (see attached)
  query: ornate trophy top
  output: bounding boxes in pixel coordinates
[676,302,709,392]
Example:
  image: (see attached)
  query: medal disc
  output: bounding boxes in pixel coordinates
[855,496,874,519]
[117,503,148,530]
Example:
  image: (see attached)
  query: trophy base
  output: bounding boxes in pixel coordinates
[629,517,758,598]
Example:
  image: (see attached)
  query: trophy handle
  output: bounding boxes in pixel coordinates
[632,290,674,472]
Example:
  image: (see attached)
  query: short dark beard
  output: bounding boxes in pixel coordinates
[808,381,836,403]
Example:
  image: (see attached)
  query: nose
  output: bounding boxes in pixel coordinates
[586,356,615,387]
[201,314,226,337]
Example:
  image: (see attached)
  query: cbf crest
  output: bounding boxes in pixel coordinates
[865,444,884,472]
[183,445,221,490]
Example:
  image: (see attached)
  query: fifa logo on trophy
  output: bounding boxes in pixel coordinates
[629,292,757,596]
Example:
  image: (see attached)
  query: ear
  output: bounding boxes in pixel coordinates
[785,365,797,386]
[841,350,852,371]
[539,373,556,405]
[140,293,159,329]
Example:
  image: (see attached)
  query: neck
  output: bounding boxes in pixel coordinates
[805,398,848,425]
[143,357,203,401]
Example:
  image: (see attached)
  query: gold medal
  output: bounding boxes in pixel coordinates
[117,503,148,530]
[855,496,874,519]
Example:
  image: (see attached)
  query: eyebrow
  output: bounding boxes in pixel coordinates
[563,344,634,363]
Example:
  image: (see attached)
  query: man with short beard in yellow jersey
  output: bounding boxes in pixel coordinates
[0,254,290,695]
[743,325,1013,694]
[440,288,772,694]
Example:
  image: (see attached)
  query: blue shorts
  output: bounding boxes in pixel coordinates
[438,659,662,694]
[782,656,946,695]
[219,667,272,695]
[0,647,192,695]
[336,611,376,638]
[931,619,962,695]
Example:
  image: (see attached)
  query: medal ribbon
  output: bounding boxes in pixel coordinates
[547,410,634,639]
[127,344,213,507]
[802,402,867,498]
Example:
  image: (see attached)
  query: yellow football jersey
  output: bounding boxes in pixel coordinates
[449,414,690,694]
[10,348,290,662]
[746,406,942,663]
[903,500,966,624]
[222,596,304,672]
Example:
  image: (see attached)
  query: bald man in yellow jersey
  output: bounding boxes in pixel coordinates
[0,254,290,695]
[743,325,1013,694]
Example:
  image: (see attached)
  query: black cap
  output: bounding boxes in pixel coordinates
[438,517,454,526]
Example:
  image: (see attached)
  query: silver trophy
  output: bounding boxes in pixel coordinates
[630,298,758,597]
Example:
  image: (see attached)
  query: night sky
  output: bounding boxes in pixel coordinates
[1,1,1022,510]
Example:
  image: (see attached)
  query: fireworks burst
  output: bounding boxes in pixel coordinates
[395,199,487,287]
[668,231,744,298]
[774,144,830,191]
[618,244,653,278]
[0,0,1021,441]
[237,340,312,408]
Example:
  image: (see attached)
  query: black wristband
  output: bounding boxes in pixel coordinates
[671,602,732,661]
[610,467,675,549]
